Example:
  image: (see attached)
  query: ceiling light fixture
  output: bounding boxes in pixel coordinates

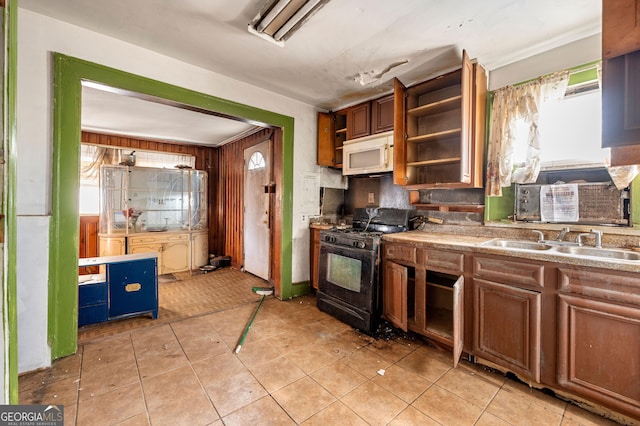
[248,0,330,47]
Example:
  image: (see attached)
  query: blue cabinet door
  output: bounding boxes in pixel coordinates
[108,258,158,319]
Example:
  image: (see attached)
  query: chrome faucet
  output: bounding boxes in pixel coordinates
[555,227,570,242]
[532,230,544,242]
[577,229,603,248]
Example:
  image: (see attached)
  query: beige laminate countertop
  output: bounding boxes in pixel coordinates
[382,230,640,273]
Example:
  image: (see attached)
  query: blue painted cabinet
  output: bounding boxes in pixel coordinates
[78,253,158,327]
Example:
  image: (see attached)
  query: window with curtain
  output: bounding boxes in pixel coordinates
[485,63,638,197]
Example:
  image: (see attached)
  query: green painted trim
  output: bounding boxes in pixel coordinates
[632,175,640,226]
[51,54,295,359]
[4,0,18,404]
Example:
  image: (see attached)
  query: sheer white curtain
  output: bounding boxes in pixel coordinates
[485,71,570,196]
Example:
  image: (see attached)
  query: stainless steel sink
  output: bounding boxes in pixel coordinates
[553,246,640,261]
[481,239,553,251]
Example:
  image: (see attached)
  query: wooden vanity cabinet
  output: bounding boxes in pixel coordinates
[471,255,544,383]
[556,266,640,419]
[393,50,486,189]
[382,242,465,367]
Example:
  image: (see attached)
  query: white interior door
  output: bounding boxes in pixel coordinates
[243,140,271,280]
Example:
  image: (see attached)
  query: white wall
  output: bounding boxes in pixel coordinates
[17,9,323,372]
[488,34,601,90]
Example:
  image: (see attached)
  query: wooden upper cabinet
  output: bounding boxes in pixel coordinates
[393,50,486,189]
[393,78,407,186]
[602,0,640,59]
[347,102,371,140]
[371,94,395,134]
[317,110,346,168]
[602,43,640,162]
[317,112,336,166]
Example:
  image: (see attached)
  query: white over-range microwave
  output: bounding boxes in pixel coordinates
[342,130,394,175]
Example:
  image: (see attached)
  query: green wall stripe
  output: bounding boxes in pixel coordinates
[51,54,295,359]
[5,0,18,403]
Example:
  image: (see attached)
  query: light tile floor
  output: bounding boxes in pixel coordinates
[20,295,631,425]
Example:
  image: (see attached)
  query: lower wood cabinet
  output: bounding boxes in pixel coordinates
[472,278,541,383]
[557,267,640,419]
[309,227,321,289]
[472,255,543,383]
[101,230,207,275]
[382,242,464,367]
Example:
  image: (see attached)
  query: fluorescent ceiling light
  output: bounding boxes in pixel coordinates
[249,0,329,46]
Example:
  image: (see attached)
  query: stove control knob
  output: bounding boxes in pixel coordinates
[354,241,366,249]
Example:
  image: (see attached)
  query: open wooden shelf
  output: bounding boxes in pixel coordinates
[408,95,462,117]
[407,157,461,167]
[406,128,461,144]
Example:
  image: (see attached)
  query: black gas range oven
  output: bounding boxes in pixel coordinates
[316,208,418,333]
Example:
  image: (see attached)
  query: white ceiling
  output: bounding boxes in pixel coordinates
[21,0,602,146]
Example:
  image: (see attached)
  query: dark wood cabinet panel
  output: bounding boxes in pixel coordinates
[317,110,346,168]
[347,103,371,140]
[371,94,394,134]
[603,0,640,58]
[473,278,541,382]
[557,293,640,419]
[383,260,408,331]
[602,51,640,154]
[79,215,100,275]
[473,256,545,289]
[309,227,321,289]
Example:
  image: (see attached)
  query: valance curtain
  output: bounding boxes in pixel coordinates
[485,71,570,197]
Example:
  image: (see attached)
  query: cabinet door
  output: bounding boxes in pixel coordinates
[383,260,408,331]
[603,0,640,58]
[108,258,158,319]
[162,240,190,274]
[371,95,394,134]
[557,294,640,418]
[317,112,336,166]
[347,103,371,140]
[191,231,209,269]
[459,49,473,185]
[473,278,541,382]
[99,236,125,257]
[129,242,163,274]
[310,228,321,289]
[452,275,464,368]
[393,78,407,185]
[603,51,640,154]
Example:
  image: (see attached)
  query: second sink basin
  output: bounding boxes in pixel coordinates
[481,239,553,251]
[553,246,640,261]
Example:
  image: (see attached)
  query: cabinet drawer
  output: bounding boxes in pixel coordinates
[384,244,417,264]
[473,256,544,288]
[78,303,108,327]
[78,281,108,306]
[129,233,189,245]
[424,249,464,274]
[557,267,640,305]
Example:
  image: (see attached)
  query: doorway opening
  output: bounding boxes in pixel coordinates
[51,53,295,360]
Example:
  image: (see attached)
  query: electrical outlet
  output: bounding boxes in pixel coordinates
[368,192,375,204]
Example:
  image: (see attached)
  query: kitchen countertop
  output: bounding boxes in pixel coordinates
[382,230,640,273]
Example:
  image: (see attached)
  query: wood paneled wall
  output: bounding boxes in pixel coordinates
[79,215,100,275]
[81,131,212,170]
[216,128,275,268]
